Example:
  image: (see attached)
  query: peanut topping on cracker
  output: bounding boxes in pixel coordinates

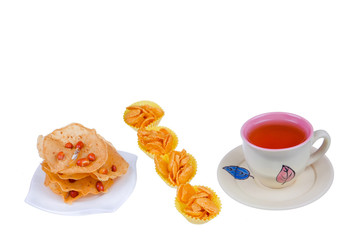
[57,152,65,160]
[65,142,73,149]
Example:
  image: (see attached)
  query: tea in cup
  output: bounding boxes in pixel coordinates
[240,112,331,189]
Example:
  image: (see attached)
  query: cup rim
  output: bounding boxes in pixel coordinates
[240,112,314,151]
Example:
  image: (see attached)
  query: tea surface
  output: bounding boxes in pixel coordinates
[248,123,307,149]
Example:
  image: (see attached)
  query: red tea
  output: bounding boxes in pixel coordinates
[248,123,307,149]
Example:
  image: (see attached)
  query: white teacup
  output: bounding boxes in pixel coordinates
[240,112,331,189]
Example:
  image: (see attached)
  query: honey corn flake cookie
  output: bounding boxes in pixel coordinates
[154,149,197,187]
[175,183,221,224]
[137,126,178,159]
[123,100,164,130]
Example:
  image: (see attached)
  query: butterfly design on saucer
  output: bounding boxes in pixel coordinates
[223,166,254,180]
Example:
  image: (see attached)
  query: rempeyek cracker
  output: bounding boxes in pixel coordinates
[38,123,108,174]
[42,162,114,194]
[90,138,129,181]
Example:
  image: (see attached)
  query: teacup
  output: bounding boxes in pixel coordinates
[240,112,331,189]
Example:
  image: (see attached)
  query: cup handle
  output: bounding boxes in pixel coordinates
[307,130,331,166]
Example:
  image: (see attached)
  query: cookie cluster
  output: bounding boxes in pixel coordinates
[124,101,221,224]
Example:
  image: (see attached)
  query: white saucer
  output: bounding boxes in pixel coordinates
[25,150,137,215]
[217,145,334,210]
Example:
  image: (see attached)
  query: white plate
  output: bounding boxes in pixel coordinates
[217,145,334,210]
[25,150,137,215]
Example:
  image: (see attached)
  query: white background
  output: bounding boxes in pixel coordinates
[1,0,359,239]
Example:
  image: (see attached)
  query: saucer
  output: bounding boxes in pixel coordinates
[217,145,334,210]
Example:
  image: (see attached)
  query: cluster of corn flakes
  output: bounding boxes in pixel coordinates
[176,184,221,223]
[124,100,221,224]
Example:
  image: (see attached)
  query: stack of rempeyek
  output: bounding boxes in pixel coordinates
[37,123,129,204]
